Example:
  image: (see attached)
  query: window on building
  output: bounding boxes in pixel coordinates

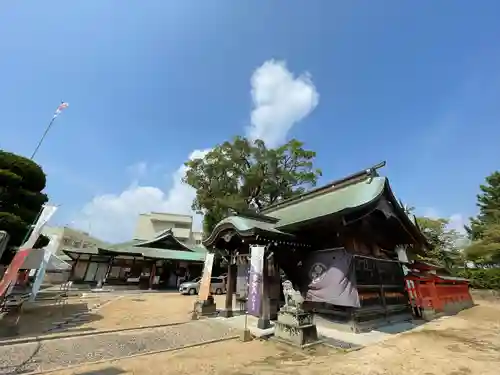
[195,240,202,245]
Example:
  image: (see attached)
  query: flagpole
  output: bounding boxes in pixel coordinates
[30,117,56,160]
[31,102,69,160]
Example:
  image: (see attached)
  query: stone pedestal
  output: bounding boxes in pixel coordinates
[274,309,322,348]
[192,296,216,318]
[239,328,253,342]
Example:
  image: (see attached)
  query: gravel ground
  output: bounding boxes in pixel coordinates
[0,319,237,374]
[0,295,116,341]
[76,294,227,331]
[46,301,500,375]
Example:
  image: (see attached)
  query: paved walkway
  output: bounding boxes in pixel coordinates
[0,320,237,374]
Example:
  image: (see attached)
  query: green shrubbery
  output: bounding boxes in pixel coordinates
[454,268,500,290]
[0,150,49,264]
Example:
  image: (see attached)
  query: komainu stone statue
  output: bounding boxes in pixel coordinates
[275,280,321,348]
[282,280,304,312]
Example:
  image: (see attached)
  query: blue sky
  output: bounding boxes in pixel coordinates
[2,1,500,242]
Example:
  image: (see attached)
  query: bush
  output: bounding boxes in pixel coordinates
[454,268,500,290]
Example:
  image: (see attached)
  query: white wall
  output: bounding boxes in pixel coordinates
[134,212,201,244]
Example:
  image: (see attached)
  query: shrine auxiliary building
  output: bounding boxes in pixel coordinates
[63,229,207,290]
[203,162,430,332]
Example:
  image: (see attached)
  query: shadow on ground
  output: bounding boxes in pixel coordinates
[74,367,126,375]
[0,301,104,339]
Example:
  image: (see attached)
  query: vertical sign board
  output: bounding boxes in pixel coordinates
[0,249,32,298]
[198,253,215,301]
[247,245,264,317]
[29,234,61,301]
[21,204,58,250]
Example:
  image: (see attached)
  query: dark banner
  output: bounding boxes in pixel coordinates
[302,249,360,308]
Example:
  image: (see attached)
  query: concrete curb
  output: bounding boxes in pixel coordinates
[0,319,191,347]
[23,335,239,375]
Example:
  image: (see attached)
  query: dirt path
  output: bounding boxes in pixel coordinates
[49,300,500,375]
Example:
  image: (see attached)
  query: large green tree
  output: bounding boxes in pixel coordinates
[183,137,322,235]
[463,223,500,266]
[463,171,500,267]
[466,171,500,241]
[0,150,49,264]
[416,217,463,269]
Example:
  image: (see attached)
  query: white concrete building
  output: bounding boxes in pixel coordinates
[41,226,108,257]
[134,212,203,245]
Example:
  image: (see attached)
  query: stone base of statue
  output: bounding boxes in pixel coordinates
[192,295,216,319]
[273,308,322,348]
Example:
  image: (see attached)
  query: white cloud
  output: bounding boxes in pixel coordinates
[75,149,209,242]
[247,60,319,147]
[76,59,319,243]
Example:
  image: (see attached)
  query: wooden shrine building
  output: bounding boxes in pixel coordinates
[64,229,207,290]
[203,162,430,332]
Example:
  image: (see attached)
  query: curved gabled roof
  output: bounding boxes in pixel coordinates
[104,229,207,252]
[204,170,429,250]
[203,215,297,248]
[63,229,208,262]
[266,176,387,229]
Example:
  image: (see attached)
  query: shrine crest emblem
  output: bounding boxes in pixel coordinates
[309,263,327,284]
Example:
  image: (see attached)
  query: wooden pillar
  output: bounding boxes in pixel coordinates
[220,262,236,318]
[103,256,113,286]
[83,256,92,282]
[149,262,156,290]
[68,254,79,281]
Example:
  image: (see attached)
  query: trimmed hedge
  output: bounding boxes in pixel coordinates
[454,268,500,290]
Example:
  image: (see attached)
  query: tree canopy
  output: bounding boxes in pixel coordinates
[183,136,322,235]
[0,150,49,264]
[464,170,500,267]
[416,217,463,269]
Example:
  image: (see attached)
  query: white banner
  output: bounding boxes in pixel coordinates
[21,204,58,249]
[29,234,64,301]
[198,253,215,300]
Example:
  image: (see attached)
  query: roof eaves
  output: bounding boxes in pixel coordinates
[381,182,431,250]
[203,216,296,248]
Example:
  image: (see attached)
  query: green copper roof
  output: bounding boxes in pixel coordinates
[63,246,99,256]
[63,245,206,262]
[63,229,208,262]
[103,229,194,252]
[135,247,206,262]
[216,216,285,234]
[190,245,209,253]
[203,213,296,248]
[265,176,387,229]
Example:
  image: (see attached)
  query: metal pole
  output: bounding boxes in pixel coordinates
[30,117,56,160]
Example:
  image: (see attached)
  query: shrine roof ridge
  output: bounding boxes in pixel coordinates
[261,161,386,214]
